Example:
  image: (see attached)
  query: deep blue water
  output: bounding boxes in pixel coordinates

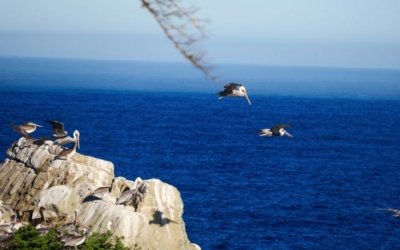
[1,57,400,249]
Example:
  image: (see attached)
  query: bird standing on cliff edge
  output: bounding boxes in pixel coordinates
[54,130,80,161]
[88,179,115,200]
[63,225,92,248]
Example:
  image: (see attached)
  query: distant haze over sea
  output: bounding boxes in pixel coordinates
[1,56,399,100]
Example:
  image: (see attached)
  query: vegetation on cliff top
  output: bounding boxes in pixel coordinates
[1,224,139,250]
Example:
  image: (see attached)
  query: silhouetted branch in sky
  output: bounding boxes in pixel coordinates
[141,0,219,82]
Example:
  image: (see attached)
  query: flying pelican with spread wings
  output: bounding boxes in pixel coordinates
[258,124,294,137]
[15,122,42,133]
[9,123,50,148]
[46,120,76,145]
[217,83,251,105]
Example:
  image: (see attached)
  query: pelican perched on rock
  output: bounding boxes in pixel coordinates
[88,179,115,200]
[55,130,80,160]
[57,210,77,236]
[116,189,136,205]
[16,122,42,134]
[63,225,92,248]
[0,231,14,244]
[116,181,148,211]
[11,209,23,232]
[258,124,294,137]
[46,120,76,145]
[217,83,251,105]
[36,226,52,235]
[0,203,12,223]
[0,223,14,234]
[31,206,46,227]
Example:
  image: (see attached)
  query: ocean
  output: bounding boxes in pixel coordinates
[1,57,400,249]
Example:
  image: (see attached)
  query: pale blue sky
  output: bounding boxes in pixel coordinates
[0,0,399,69]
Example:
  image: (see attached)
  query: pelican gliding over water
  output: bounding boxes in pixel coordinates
[258,124,294,137]
[217,83,251,105]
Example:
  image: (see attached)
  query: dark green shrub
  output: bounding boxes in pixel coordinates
[5,225,136,250]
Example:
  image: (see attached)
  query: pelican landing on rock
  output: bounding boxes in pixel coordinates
[9,123,50,148]
[15,122,42,134]
[217,83,251,105]
[46,120,76,145]
[258,124,294,137]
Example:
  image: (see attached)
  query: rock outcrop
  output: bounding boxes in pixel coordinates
[0,138,200,250]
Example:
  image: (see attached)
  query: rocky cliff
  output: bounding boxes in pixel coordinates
[0,138,200,250]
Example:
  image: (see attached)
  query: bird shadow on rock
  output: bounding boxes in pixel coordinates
[83,196,102,203]
[149,210,177,227]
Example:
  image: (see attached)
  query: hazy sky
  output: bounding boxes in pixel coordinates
[0,0,399,69]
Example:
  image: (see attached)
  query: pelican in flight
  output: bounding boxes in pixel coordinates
[56,130,80,160]
[16,122,42,134]
[46,120,76,145]
[217,83,251,105]
[258,124,294,137]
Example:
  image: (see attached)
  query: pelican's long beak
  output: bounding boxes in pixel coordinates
[283,129,293,137]
[244,92,251,105]
[77,135,80,149]
[29,122,42,127]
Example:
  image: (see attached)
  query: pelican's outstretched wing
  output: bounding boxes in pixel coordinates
[9,123,33,139]
[223,83,242,90]
[46,120,68,138]
[270,124,294,133]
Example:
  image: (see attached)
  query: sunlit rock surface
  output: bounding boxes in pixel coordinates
[0,137,199,250]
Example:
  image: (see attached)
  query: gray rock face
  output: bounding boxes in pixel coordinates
[0,138,200,250]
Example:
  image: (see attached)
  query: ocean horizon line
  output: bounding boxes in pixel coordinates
[1,55,400,72]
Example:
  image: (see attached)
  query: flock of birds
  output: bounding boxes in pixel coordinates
[9,120,80,162]
[0,82,292,247]
[0,202,91,248]
[0,178,148,248]
[1,119,149,248]
[218,83,294,137]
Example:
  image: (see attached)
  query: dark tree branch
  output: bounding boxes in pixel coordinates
[141,0,219,82]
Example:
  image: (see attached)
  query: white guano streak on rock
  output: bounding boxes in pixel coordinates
[0,159,10,173]
[165,183,177,222]
[30,147,48,170]
[78,201,148,247]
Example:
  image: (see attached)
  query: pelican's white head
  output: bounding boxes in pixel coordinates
[239,86,251,105]
[74,130,80,149]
